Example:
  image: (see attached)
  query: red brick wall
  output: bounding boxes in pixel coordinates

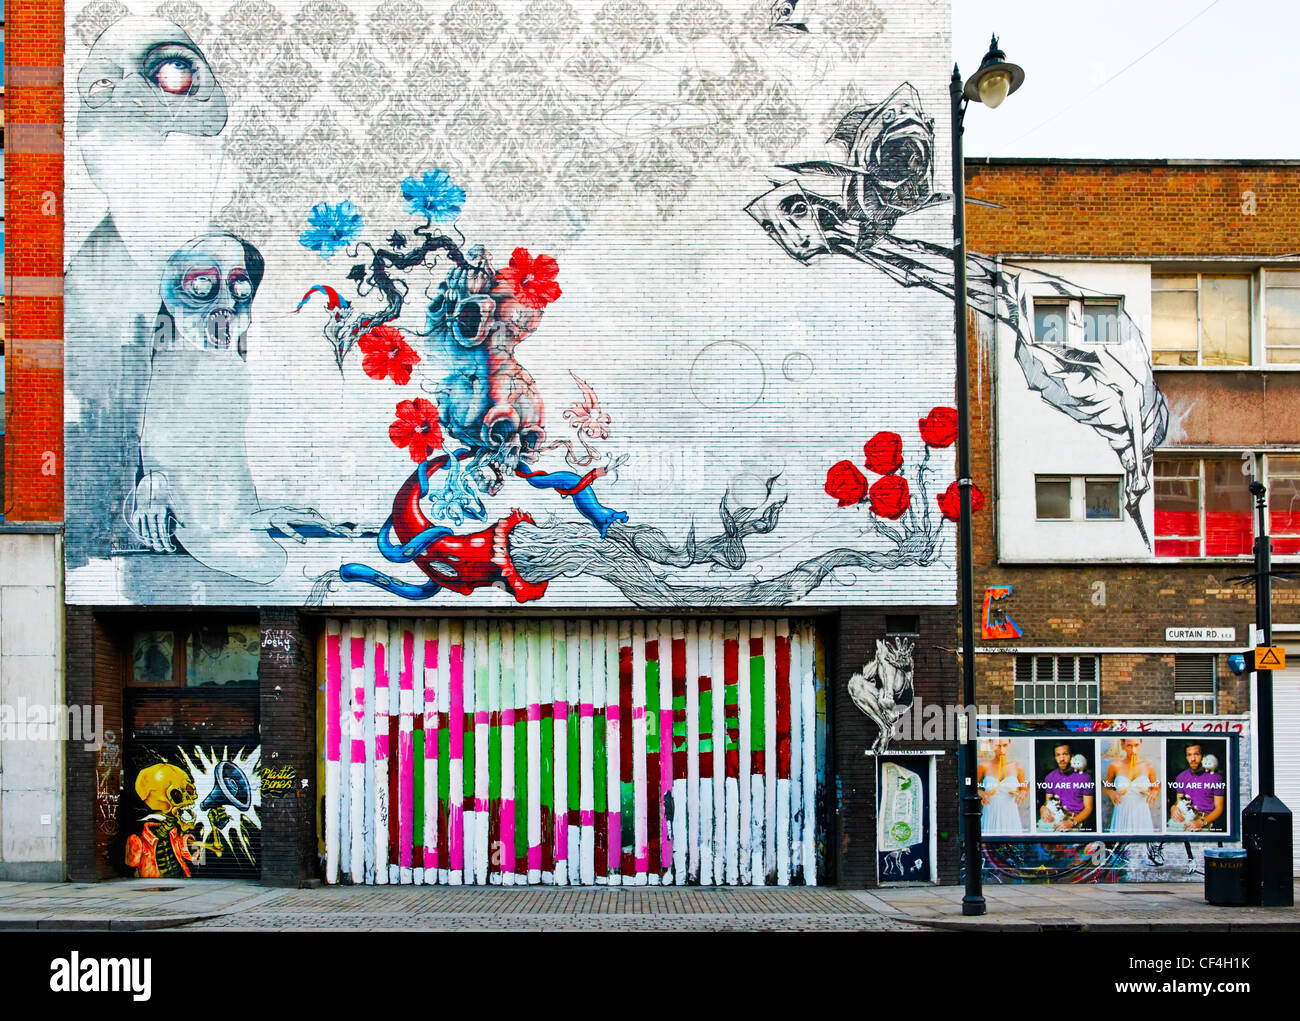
[966,160,1300,257]
[5,0,65,522]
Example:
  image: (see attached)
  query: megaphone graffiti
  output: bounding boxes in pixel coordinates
[200,759,253,813]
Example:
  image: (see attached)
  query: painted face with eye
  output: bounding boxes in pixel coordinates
[745,182,833,263]
[160,234,263,352]
[77,17,227,143]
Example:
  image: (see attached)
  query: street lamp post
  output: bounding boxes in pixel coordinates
[951,36,1024,918]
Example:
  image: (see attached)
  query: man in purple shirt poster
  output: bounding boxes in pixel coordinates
[1169,743,1226,832]
[1037,741,1095,833]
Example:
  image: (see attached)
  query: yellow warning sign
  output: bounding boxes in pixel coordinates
[1255,646,1286,670]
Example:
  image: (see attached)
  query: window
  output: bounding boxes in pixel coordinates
[1267,454,1300,555]
[1174,655,1217,714]
[1154,457,1253,557]
[1265,271,1300,364]
[1032,296,1124,345]
[1152,273,1251,366]
[885,614,919,636]
[130,622,260,687]
[1085,477,1121,519]
[1014,655,1100,715]
[1035,476,1070,519]
[1035,475,1124,521]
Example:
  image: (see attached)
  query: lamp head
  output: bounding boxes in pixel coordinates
[963,34,1025,109]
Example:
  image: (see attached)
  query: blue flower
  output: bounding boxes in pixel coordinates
[300,201,363,258]
[401,169,465,222]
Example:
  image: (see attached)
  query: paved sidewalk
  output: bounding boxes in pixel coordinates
[864,881,1300,931]
[0,879,285,930]
[0,878,1295,931]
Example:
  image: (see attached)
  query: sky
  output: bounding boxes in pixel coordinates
[952,0,1300,159]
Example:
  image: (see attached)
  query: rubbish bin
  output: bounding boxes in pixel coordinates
[1204,848,1247,906]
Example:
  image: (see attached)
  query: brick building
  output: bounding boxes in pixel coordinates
[964,158,1300,879]
[26,0,971,889]
[1,4,65,882]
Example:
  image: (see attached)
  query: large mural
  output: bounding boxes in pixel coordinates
[64,0,961,608]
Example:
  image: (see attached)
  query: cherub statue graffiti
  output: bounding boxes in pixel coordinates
[747,83,1169,545]
[847,636,915,753]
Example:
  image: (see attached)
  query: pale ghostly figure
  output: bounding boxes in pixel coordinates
[134,234,342,584]
[74,16,227,268]
[65,17,230,567]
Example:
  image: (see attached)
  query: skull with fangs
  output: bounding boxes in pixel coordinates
[428,245,548,471]
[159,233,264,355]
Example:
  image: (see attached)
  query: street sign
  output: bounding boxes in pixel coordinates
[1254,646,1286,670]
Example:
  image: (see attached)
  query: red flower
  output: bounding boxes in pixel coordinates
[825,460,868,507]
[359,325,421,385]
[936,480,986,521]
[862,431,903,475]
[868,475,911,519]
[495,247,562,310]
[918,407,959,448]
[389,398,444,463]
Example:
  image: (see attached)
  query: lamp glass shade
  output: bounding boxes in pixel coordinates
[977,70,1011,109]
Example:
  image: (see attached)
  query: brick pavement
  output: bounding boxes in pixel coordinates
[170,886,929,931]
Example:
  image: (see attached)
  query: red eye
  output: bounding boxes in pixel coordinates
[228,269,253,301]
[153,59,196,95]
[182,267,220,301]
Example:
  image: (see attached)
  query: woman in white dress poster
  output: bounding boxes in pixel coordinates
[977,738,1029,834]
[1103,737,1160,833]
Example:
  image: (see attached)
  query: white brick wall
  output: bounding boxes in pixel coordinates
[64,0,958,608]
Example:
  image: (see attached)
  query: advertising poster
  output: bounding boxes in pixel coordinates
[876,755,932,883]
[1099,736,1164,836]
[975,724,1239,844]
[1163,737,1229,835]
[1033,737,1098,835]
[976,736,1032,836]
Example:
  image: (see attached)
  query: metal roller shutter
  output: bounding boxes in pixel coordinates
[318,618,828,886]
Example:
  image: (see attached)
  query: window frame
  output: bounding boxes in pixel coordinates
[1264,269,1300,365]
[1031,294,1126,347]
[1264,452,1300,555]
[1033,474,1125,523]
[1153,455,1256,559]
[1151,271,1253,368]
[1174,654,1217,715]
[128,618,261,688]
[1013,655,1101,716]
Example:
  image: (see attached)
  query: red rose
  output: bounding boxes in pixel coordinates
[868,475,910,519]
[359,325,421,385]
[389,398,444,463]
[937,480,986,521]
[918,407,959,448]
[825,460,868,507]
[862,431,903,475]
[495,247,562,310]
